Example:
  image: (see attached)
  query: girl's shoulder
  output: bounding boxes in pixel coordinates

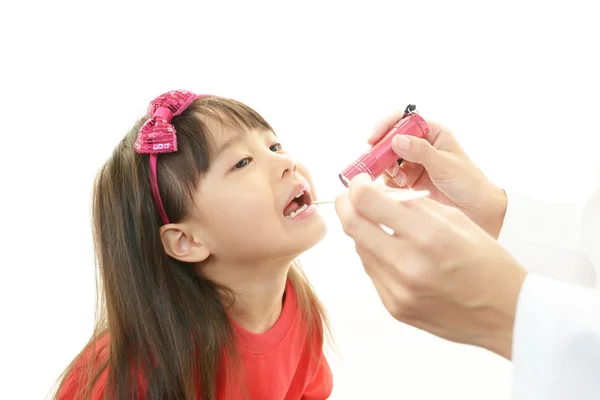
[56,334,111,400]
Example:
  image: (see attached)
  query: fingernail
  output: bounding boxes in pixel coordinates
[390,165,399,176]
[351,173,373,186]
[394,171,407,186]
[393,135,410,152]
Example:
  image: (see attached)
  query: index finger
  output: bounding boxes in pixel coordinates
[348,174,431,237]
[367,109,405,145]
[334,191,401,262]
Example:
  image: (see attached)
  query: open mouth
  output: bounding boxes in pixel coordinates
[283,189,313,218]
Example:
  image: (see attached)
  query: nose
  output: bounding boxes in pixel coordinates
[277,153,298,179]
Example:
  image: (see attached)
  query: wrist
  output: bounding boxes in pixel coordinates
[476,261,527,360]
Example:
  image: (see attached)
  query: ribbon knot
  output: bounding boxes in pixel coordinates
[134,90,198,154]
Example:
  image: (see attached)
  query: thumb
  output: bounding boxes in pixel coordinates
[392,134,447,173]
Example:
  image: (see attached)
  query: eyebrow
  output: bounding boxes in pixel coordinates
[215,134,246,159]
[214,129,272,159]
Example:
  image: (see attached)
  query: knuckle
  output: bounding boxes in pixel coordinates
[388,292,418,321]
[396,254,439,294]
[413,227,436,249]
[411,270,443,295]
[404,267,431,293]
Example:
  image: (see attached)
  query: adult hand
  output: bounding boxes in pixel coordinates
[370,112,507,238]
[335,174,527,359]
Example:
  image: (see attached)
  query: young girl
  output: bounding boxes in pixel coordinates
[53,90,332,399]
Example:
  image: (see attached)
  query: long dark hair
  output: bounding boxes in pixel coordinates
[52,96,329,399]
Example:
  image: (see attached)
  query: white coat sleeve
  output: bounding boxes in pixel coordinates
[497,188,600,399]
[498,190,597,286]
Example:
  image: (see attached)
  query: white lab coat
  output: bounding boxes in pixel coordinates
[498,185,600,399]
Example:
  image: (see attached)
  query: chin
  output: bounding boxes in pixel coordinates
[294,218,328,254]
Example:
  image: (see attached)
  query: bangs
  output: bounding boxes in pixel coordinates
[189,96,275,159]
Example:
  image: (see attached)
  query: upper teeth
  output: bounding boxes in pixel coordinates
[285,190,308,218]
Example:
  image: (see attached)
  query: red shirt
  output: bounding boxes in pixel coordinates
[58,279,332,399]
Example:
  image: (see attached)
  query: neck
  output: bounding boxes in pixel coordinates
[200,257,293,334]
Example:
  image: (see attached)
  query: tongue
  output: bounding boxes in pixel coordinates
[283,200,300,216]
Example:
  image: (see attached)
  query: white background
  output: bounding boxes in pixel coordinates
[1,0,599,399]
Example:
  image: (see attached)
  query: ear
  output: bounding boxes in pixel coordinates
[159,224,211,263]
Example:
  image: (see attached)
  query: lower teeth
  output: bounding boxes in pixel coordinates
[287,203,309,218]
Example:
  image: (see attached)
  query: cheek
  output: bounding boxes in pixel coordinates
[298,163,312,182]
[202,192,285,255]
[205,191,278,229]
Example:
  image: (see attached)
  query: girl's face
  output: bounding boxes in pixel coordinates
[188,119,327,267]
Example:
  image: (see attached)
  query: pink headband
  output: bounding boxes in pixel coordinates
[134,90,208,225]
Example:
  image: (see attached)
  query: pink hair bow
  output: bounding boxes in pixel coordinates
[134,90,205,225]
[134,90,198,154]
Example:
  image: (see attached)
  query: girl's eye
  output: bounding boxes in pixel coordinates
[233,158,251,170]
[270,143,282,152]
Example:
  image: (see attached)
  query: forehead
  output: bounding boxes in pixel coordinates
[198,115,273,155]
